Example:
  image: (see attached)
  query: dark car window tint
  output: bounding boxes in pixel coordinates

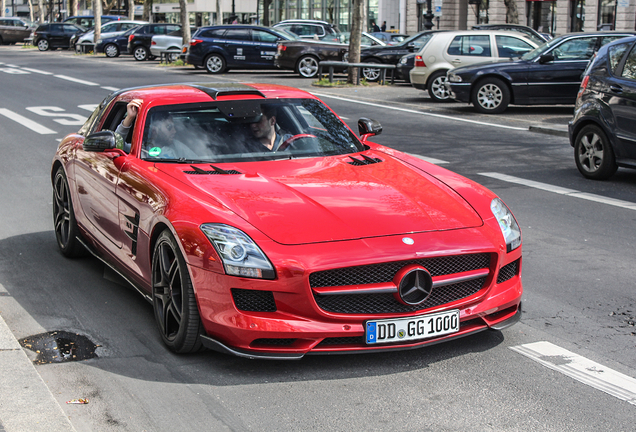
[201,28,225,38]
[50,24,63,32]
[102,23,118,32]
[621,44,636,80]
[64,24,80,33]
[224,29,250,40]
[447,35,491,57]
[410,33,432,50]
[496,35,534,57]
[167,25,181,33]
[609,42,631,75]
[121,23,138,31]
[551,37,597,61]
[151,25,167,35]
[253,30,278,43]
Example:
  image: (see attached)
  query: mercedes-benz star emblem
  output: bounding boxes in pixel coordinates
[398,268,433,305]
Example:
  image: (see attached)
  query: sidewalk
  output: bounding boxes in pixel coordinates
[0,284,76,432]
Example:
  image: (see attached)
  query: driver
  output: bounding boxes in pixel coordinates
[249,105,292,151]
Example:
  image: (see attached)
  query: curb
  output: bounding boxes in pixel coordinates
[527,125,569,138]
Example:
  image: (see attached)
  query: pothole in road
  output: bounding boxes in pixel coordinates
[18,331,99,364]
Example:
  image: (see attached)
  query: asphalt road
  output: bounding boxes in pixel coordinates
[1,46,636,432]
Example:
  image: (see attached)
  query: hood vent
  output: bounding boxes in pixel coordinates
[184,165,242,175]
[348,155,383,166]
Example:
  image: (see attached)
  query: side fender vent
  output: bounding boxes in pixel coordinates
[184,165,242,175]
[348,155,383,166]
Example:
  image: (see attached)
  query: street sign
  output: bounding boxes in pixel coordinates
[434,0,443,16]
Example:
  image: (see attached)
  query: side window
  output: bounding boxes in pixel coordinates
[102,23,117,33]
[551,37,597,61]
[121,23,136,31]
[253,30,278,43]
[80,18,93,28]
[412,33,433,50]
[166,25,181,34]
[202,28,226,38]
[620,44,636,80]
[224,29,250,41]
[0,19,7,26]
[609,42,631,75]
[601,36,629,46]
[496,35,534,58]
[64,25,79,33]
[50,24,63,32]
[447,35,491,57]
[151,25,167,35]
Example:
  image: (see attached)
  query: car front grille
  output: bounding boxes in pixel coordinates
[497,259,519,284]
[309,253,491,315]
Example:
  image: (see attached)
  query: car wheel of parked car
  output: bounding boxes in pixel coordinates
[104,43,120,58]
[167,51,179,62]
[152,229,203,353]
[204,53,226,73]
[53,167,86,258]
[362,60,381,82]
[297,55,319,78]
[37,38,50,51]
[574,125,618,180]
[472,78,510,114]
[133,46,149,61]
[427,70,451,102]
[74,44,82,54]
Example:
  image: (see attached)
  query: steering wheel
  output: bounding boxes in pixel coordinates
[278,134,317,151]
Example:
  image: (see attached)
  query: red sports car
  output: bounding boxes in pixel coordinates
[51,83,522,359]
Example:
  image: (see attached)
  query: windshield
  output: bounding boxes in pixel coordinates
[520,37,562,60]
[140,99,364,163]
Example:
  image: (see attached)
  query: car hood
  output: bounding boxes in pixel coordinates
[157,154,483,245]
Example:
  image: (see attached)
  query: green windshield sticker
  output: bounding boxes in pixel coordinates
[149,147,162,157]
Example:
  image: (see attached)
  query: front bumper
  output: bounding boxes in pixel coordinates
[448,83,472,103]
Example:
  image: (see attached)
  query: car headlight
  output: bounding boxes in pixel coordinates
[200,224,275,279]
[399,57,408,65]
[448,73,462,83]
[490,198,521,252]
[96,39,102,44]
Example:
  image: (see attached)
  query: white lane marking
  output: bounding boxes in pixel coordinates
[54,75,100,86]
[4,64,18,67]
[0,68,30,74]
[511,341,636,405]
[408,152,450,165]
[101,86,119,91]
[26,106,87,126]
[0,108,57,135]
[20,67,53,75]
[478,172,636,211]
[78,104,99,112]
[311,92,528,131]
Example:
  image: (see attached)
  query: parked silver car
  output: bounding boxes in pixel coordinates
[74,20,146,53]
[409,30,538,101]
[150,27,196,61]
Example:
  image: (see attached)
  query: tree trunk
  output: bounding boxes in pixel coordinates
[347,0,364,84]
[102,0,117,14]
[143,0,151,22]
[128,0,134,19]
[28,0,34,22]
[262,0,271,26]
[38,0,44,23]
[93,1,102,54]
[1,0,5,17]
[179,0,190,47]
[216,0,221,23]
[503,0,519,24]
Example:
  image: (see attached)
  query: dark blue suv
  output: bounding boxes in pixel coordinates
[186,25,296,74]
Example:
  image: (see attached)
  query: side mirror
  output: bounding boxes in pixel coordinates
[539,53,554,64]
[407,42,416,52]
[83,130,119,152]
[358,118,382,142]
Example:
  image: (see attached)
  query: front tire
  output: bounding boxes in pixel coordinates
[133,45,148,61]
[37,38,49,51]
[152,230,203,353]
[362,59,381,82]
[104,43,120,58]
[53,167,86,257]
[427,70,450,102]
[296,55,319,78]
[574,124,618,180]
[472,77,510,114]
[204,53,226,73]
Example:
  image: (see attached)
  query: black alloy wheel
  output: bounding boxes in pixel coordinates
[151,230,203,353]
[427,70,451,102]
[52,167,86,257]
[104,43,120,58]
[133,45,149,61]
[204,53,226,73]
[574,124,618,180]
[472,77,510,114]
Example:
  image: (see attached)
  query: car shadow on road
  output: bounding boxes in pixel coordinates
[0,231,506,386]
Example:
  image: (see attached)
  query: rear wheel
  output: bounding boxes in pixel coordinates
[296,55,319,78]
[37,38,49,51]
[151,230,203,353]
[52,167,86,257]
[104,43,120,58]
[574,124,618,180]
[204,53,226,73]
[362,59,381,82]
[472,77,510,114]
[133,45,148,61]
[427,70,450,102]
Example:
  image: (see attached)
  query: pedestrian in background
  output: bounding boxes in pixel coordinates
[381,21,387,32]
[371,21,380,32]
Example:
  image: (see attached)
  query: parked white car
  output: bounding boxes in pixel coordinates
[150,27,196,61]
[74,20,146,53]
[409,30,538,101]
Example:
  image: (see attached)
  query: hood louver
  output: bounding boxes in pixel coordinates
[184,165,242,175]
[348,155,383,166]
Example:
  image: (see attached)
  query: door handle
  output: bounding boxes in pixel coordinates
[610,85,623,93]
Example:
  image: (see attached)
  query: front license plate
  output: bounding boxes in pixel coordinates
[365,310,460,344]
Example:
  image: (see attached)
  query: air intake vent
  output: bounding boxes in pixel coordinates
[348,155,383,166]
[184,165,242,175]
